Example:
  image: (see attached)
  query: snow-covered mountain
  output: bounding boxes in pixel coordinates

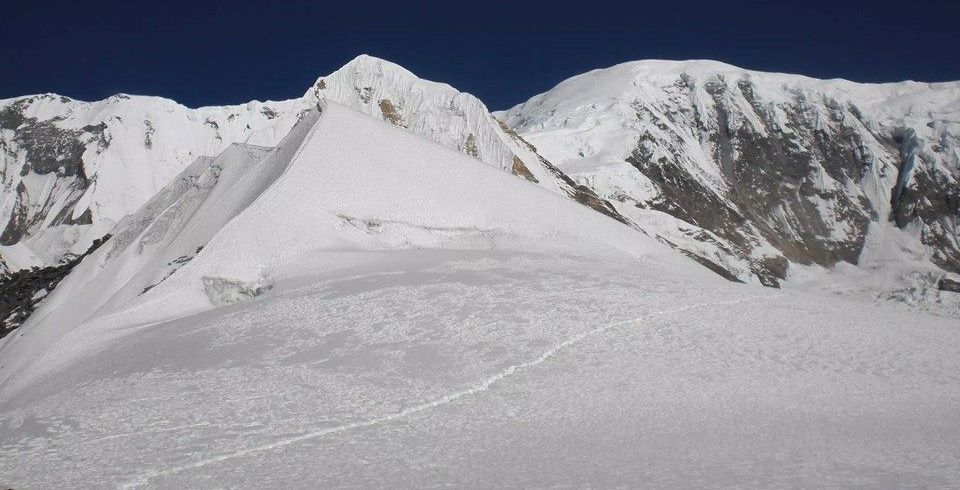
[2,100,958,488]
[0,93,303,272]
[0,55,616,274]
[498,60,960,303]
[306,55,617,219]
[2,98,656,353]
[4,55,959,324]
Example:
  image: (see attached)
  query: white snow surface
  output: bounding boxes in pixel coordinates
[1,55,579,271]
[1,101,958,488]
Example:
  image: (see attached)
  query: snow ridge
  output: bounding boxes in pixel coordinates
[1,55,620,274]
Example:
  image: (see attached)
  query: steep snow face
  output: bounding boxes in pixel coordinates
[0,101,706,400]
[307,55,623,220]
[0,93,304,271]
[0,55,621,274]
[499,60,960,292]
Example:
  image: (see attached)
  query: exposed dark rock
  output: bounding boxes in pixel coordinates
[708,82,870,266]
[625,143,748,249]
[746,256,788,288]
[938,277,960,293]
[260,107,279,119]
[49,203,93,227]
[511,156,539,183]
[679,250,745,283]
[463,133,479,158]
[0,183,30,245]
[355,86,374,103]
[203,118,222,142]
[0,99,108,248]
[612,75,899,285]
[377,99,404,127]
[3,104,90,179]
[495,118,630,225]
[888,133,960,273]
[0,234,111,338]
[144,120,155,149]
[141,246,204,296]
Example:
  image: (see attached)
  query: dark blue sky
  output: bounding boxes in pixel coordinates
[2,0,957,110]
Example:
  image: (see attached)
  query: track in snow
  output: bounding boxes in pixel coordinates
[122,294,777,487]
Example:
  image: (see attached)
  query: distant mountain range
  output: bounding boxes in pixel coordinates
[2,55,958,321]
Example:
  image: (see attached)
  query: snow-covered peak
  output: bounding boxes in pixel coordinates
[304,54,617,211]
[0,100,705,395]
[306,54,460,99]
[0,92,306,272]
[2,55,619,274]
[499,58,960,305]
[500,59,960,126]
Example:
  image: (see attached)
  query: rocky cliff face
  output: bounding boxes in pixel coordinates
[0,234,111,338]
[499,60,960,291]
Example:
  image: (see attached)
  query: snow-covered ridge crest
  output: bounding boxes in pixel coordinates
[0,54,619,275]
[523,58,960,104]
[305,55,621,218]
[0,92,307,272]
[308,54,545,179]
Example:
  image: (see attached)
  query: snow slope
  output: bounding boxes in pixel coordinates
[499,60,960,306]
[308,55,606,204]
[0,93,304,271]
[0,56,618,274]
[0,100,701,400]
[1,100,958,489]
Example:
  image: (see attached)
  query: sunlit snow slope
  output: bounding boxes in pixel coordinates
[1,55,630,338]
[1,101,958,489]
[0,100,702,400]
[0,93,303,271]
[0,56,616,274]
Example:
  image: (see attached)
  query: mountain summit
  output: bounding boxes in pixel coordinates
[0,55,615,274]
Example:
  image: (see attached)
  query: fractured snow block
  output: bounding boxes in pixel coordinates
[201,275,273,306]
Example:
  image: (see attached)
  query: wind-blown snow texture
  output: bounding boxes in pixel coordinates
[499,60,960,313]
[1,101,957,488]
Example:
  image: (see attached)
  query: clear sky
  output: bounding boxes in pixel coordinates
[2,0,957,110]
